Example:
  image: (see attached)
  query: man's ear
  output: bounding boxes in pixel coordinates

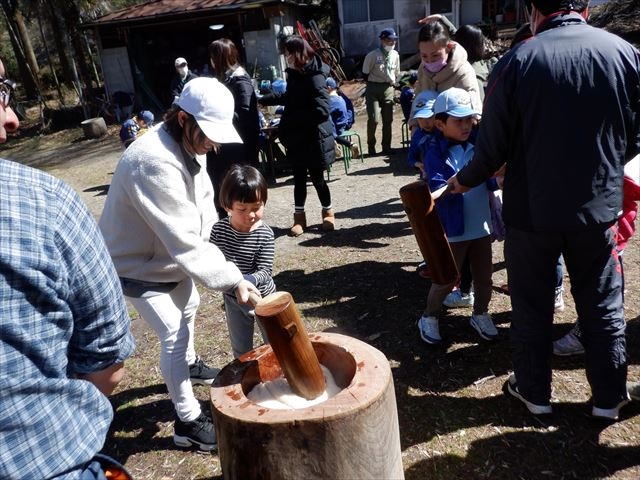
[435,118,446,132]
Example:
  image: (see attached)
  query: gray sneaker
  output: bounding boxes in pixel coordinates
[627,381,640,401]
[553,327,584,356]
[443,289,474,308]
[417,315,442,344]
[470,313,498,340]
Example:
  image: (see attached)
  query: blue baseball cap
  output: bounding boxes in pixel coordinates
[433,88,480,118]
[411,90,438,119]
[139,110,154,125]
[326,77,337,89]
[379,28,398,40]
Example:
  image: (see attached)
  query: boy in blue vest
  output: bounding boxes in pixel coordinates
[406,89,438,177]
[417,87,498,344]
[326,77,359,158]
[119,110,154,148]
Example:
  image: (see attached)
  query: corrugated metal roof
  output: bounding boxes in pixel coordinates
[87,0,286,25]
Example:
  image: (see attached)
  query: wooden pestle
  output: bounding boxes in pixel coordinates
[248,291,326,400]
[399,180,459,285]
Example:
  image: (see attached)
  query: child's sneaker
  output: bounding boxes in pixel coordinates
[470,313,499,340]
[552,325,584,356]
[417,315,441,344]
[443,289,474,308]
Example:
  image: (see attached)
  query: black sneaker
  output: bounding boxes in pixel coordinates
[504,373,552,415]
[189,356,219,386]
[174,413,217,451]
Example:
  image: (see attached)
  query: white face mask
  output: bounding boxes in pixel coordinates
[382,44,394,53]
[177,66,188,78]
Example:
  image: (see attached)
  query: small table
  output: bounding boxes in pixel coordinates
[260,125,280,182]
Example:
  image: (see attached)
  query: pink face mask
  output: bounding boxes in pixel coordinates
[422,58,447,73]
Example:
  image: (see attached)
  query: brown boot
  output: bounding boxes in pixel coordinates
[290,212,306,236]
[321,208,335,231]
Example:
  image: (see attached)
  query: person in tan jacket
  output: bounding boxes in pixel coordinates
[415,19,482,115]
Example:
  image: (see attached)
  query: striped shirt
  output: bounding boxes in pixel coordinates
[210,217,276,296]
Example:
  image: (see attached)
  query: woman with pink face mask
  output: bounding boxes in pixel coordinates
[415,20,482,115]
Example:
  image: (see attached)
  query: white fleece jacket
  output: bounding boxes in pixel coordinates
[99,124,242,291]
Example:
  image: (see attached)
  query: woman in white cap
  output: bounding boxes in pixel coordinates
[99,77,260,452]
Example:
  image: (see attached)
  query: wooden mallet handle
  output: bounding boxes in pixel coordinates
[399,180,458,285]
[250,291,326,400]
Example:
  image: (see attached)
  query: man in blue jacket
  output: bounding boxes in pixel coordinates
[448,0,640,420]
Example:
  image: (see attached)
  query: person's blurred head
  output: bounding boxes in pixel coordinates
[138,110,154,128]
[0,58,19,144]
[510,23,533,49]
[412,89,438,133]
[418,21,454,74]
[209,38,239,81]
[454,24,486,64]
[326,77,337,92]
[530,0,589,33]
[281,35,315,70]
[379,28,398,52]
[174,57,188,78]
[163,77,241,155]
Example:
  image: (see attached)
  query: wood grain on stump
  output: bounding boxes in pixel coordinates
[210,332,404,480]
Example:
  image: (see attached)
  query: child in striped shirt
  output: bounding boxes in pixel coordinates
[209,164,276,358]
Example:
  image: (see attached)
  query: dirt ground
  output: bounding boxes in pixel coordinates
[3,98,640,479]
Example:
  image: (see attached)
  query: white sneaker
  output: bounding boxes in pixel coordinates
[443,289,474,308]
[592,395,630,421]
[554,287,565,312]
[504,373,553,415]
[470,313,499,340]
[627,381,640,401]
[417,315,442,344]
[553,327,584,356]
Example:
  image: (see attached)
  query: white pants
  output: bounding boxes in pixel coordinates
[127,278,201,422]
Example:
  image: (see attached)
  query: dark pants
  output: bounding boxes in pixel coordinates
[292,163,331,209]
[365,82,394,152]
[505,224,627,408]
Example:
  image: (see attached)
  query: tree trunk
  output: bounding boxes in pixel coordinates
[45,0,74,85]
[36,2,65,106]
[13,8,39,76]
[0,1,40,99]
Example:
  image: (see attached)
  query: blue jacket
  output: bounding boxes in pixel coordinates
[406,127,433,174]
[425,130,496,240]
[328,93,350,137]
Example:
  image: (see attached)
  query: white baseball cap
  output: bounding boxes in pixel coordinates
[174,57,187,67]
[177,77,242,144]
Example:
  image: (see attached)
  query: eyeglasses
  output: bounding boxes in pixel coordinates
[0,78,16,108]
